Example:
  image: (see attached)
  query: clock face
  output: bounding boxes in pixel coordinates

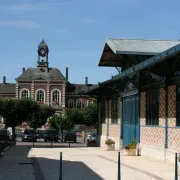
[40,48,46,56]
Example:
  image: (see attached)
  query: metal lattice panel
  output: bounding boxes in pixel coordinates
[168,85,176,127]
[140,92,146,125]
[159,88,166,126]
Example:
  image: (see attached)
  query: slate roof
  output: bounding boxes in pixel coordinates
[0,83,15,94]
[16,68,66,81]
[105,38,180,55]
[66,83,95,94]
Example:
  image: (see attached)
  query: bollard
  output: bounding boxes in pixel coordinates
[33,141,34,147]
[59,152,62,180]
[69,141,70,147]
[175,153,178,180]
[118,151,121,180]
[51,140,52,147]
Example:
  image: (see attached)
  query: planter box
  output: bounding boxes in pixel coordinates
[124,148,136,156]
[105,144,115,151]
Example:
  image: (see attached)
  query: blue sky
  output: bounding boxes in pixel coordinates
[0,0,179,84]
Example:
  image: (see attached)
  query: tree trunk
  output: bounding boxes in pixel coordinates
[61,129,63,143]
[12,126,16,145]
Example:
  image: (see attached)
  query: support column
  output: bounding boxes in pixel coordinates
[31,82,34,99]
[62,83,66,108]
[15,83,19,98]
[107,99,109,137]
[47,83,50,105]
[165,79,168,149]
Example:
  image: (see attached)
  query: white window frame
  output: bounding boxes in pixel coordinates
[19,88,30,98]
[68,99,74,108]
[35,89,46,103]
[76,99,82,109]
[51,89,61,105]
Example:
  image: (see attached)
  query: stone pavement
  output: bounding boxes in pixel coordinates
[0,146,35,180]
[29,147,178,180]
[0,145,178,180]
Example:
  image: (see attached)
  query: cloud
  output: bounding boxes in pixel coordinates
[0,20,41,29]
[0,20,68,32]
[0,0,81,13]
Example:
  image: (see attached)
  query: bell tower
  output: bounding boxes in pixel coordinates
[37,39,49,73]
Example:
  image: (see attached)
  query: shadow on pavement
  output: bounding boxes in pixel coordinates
[31,157,104,180]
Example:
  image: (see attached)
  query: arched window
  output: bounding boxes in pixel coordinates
[51,89,61,105]
[21,89,29,98]
[36,89,45,104]
[76,99,82,109]
[87,100,94,106]
[68,99,74,108]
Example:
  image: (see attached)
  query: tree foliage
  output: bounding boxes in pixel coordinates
[49,114,74,133]
[0,98,40,140]
[28,105,55,129]
[65,108,84,125]
[83,103,98,128]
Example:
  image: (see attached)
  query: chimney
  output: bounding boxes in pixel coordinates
[85,77,88,85]
[22,67,25,73]
[3,76,6,84]
[66,67,68,81]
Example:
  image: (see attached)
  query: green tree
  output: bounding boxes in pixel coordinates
[65,108,84,125]
[29,105,55,129]
[48,114,74,142]
[83,103,98,128]
[0,98,40,140]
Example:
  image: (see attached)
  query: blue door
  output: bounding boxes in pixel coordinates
[122,94,140,147]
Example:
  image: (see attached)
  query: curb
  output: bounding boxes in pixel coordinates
[3,146,10,152]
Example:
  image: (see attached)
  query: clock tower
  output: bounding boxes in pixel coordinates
[37,39,49,73]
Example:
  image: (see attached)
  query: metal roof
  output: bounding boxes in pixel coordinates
[106,38,180,55]
[84,43,180,95]
[99,38,180,67]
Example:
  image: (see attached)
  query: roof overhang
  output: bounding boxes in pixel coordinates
[112,44,180,81]
[98,38,180,67]
[82,78,124,96]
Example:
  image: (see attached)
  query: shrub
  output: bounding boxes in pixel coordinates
[105,138,115,145]
[124,140,136,150]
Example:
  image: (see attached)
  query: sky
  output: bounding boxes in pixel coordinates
[0,0,179,84]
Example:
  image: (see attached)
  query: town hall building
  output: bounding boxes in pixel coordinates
[0,40,96,126]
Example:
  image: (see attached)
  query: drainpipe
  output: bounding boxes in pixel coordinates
[164,79,168,149]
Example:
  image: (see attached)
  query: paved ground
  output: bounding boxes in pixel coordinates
[0,142,179,180]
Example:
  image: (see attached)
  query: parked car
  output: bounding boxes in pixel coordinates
[87,133,97,143]
[7,127,22,138]
[43,129,58,142]
[36,129,44,139]
[21,129,37,142]
[0,129,11,141]
[64,132,76,143]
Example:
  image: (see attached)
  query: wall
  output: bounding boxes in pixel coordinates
[140,85,180,163]
[100,98,121,150]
